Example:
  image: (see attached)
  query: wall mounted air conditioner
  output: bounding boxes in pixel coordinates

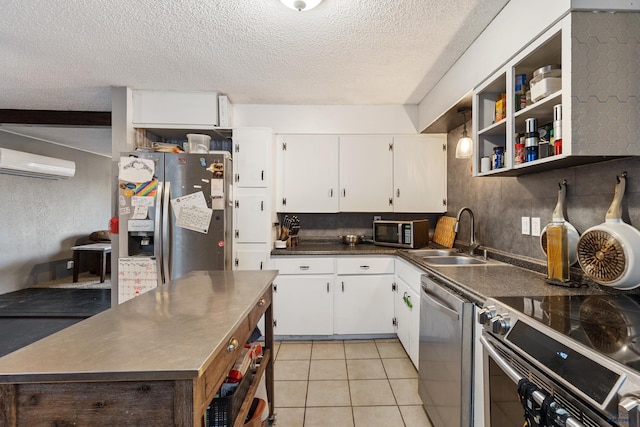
[0,148,76,179]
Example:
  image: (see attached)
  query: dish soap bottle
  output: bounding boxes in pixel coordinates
[546,220,569,282]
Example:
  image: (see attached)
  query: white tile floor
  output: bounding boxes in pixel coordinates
[272,339,433,427]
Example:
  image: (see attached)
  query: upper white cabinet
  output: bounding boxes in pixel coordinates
[393,135,447,213]
[339,135,394,212]
[132,90,219,128]
[276,134,340,213]
[232,128,274,272]
[277,133,447,213]
[473,12,640,177]
[234,128,270,188]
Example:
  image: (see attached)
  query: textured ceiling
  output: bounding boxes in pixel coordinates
[0,0,509,154]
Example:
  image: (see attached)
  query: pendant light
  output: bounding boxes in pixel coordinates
[280,0,324,11]
[455,108,473,159]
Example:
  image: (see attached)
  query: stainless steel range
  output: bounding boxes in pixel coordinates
[479,294,640,427]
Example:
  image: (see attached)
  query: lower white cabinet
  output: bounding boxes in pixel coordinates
[271,257,335,336]
[394,259,422,367]
[335,256,395,335]
[272,275,334,335]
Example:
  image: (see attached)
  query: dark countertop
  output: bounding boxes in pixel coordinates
[271,240,610,305]
[271,241,397,256]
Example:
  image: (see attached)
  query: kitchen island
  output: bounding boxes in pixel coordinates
[0,270,277,427]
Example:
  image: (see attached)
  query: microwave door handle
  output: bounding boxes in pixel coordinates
[479,335,586,427]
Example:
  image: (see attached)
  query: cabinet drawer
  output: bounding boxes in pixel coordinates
[248,285,272,328]
[202,315,251,403]
[273,257,335,275]
[336,257,394,275]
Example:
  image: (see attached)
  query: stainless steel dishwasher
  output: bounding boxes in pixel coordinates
[418,273,474,427]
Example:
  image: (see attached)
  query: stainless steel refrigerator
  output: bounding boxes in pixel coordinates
[117,151,232,286]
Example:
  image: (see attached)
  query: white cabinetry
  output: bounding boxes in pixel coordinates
[132,90,219,128]
[339,136,394,212]
[334,257,395,335]
[276,135,339,213]
[473,12,640,177]
[271,257,335,336]
[232,128,273,271]
[393,135,447,213]
[394,259,422,368]
[276,134,447,213]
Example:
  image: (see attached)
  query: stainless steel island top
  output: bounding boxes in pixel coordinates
[0,270,277,384]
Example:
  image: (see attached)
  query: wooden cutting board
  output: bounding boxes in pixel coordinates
[432,216,457,248]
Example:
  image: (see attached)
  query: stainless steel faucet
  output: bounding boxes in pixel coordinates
[454,207,478,254]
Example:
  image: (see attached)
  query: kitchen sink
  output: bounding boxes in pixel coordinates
[421,255,486,265]
[408,248,460,257]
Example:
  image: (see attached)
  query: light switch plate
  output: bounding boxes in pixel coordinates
[521,217,530,235]
[531,217,541,237]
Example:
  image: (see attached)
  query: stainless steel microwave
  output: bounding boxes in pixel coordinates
[373,219,430,248]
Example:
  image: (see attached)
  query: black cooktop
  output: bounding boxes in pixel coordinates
[496,294,640,372]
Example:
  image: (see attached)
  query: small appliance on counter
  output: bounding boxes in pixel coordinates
[373,219,429,249]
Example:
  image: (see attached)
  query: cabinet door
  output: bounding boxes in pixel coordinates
[234,249,268,271]
[273,276,334,335]
[132,90,219,127]
[235,194,268,243]
[277,135,339,213]
[393,135,447,213]
[339,136,393,212]
[233,128,271,188]
[394,279,411,356]
[334,275,395,335]
[395,279,420,367]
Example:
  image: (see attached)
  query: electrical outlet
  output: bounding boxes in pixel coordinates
[521,217,530,235]
[66,260,74,270]
[531,217,541,237]
[373,215,381,221]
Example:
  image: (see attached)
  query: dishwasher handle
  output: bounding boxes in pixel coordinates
[479,335,585,427]
[422,287,459,320]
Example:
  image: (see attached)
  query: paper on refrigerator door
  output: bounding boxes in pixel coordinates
[118,257,157,303]
[171,191,212,234]
[175,204,213,233]
[211,179,224,210]
[170,191,207,215]
[118,157,155,182]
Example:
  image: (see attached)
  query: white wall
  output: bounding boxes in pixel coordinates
[233,104,419,135]
[0,132,111,294]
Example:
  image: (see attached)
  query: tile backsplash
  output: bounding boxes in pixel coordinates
[447,120,640,261]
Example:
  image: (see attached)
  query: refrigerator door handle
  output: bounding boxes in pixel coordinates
[161,181,171,284]
[154,181,164,286]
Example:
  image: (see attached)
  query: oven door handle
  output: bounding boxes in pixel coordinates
[480,335,585,427]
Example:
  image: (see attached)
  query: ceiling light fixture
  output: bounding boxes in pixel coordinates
[455,108,473,159]
[280,0,324,11]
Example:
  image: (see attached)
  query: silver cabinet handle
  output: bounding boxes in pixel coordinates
[359,265,370,270]
[299,265,310,270]
[327,282,330,293]
[396,189,400,197]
